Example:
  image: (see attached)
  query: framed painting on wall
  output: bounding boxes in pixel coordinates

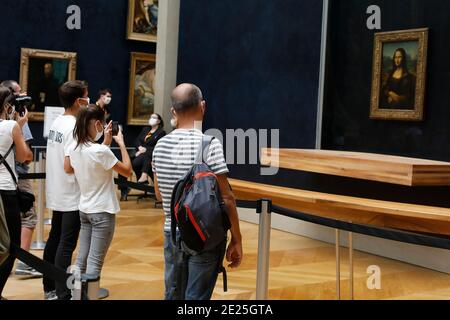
[128,52,156,125]
[19,48,77,121]
[127,0,158,43]
[370,28,428,121]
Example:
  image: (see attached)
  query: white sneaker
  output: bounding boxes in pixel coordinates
[15,262,43,279]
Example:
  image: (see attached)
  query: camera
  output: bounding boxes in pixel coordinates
[12,95,33,116]
[112,121,120,136]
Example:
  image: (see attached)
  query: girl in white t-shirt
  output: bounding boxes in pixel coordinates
[0,86,32,298]
[66,105,132,282]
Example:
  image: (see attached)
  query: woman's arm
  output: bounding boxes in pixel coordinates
[12,123,32,164]
[112,128,133,178]
[135,127,148,150]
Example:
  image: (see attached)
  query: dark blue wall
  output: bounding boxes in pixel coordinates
[323,0,450,162]
[177,0,323,184]
[0,0,155,147]
[176,0,450,208]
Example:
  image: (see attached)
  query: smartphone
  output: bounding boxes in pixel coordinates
[112,121,120,136]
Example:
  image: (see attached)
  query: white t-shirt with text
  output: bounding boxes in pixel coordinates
[45,115,80,211]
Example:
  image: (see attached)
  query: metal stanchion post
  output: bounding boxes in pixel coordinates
[31,151,46,250]
[256,199,272,300]
[72,274,100,300]
[335,229,341,300]
[349,230,354,300]
[33,147,37,174]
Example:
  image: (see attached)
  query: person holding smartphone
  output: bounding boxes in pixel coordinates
[0,86,33,298]
[65,104,132,287]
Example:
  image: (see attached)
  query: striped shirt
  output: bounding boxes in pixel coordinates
[152,128,229,231]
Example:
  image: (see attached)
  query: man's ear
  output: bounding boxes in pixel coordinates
[171,107,176,118]
[201,101,206,115]
[75,98,81,109]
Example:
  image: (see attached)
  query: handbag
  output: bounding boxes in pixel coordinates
[0,145,35,213]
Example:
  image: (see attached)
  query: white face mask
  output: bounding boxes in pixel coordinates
[170,118,178,129]
[103,96,112,105]
[94,123,104,141]
[149,118,159,127]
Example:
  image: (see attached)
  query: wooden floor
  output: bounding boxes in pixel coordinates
[4,195,450,300]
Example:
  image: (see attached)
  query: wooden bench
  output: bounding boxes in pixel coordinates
[261,149,450,186]
[229,178,450,236]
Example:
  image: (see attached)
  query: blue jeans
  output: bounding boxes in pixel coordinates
[76,212,116,278]
[164,231,226,300]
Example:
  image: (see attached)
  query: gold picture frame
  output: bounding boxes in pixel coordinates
[127,0,158,43]
[19,48,77,121]
[370,28,428,121]
[128,52,156,126]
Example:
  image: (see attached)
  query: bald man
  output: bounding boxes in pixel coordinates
[152,84,243,300]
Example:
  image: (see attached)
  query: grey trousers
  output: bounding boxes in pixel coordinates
[76,212,116,278]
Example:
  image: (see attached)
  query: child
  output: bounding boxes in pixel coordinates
[66,105,132,287]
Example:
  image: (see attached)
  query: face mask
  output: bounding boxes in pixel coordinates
[170,118,178,129]
[149,118,159,127]
[94,123,104,141]
[103,96,112,105]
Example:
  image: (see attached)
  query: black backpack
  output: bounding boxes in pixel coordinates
[170,136,231,254]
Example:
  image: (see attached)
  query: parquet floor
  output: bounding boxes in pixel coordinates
[4,195,450,300]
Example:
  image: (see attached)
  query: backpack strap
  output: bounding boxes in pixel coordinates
[195,135,214,164]
[170,178,184,246]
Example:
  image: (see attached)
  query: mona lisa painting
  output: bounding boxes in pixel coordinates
[370,28,428,121]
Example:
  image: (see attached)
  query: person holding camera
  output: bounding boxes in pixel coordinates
[65,104,132,287]
[0,80,41,278]
[43,80,90,300]
[0,86,33,298]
